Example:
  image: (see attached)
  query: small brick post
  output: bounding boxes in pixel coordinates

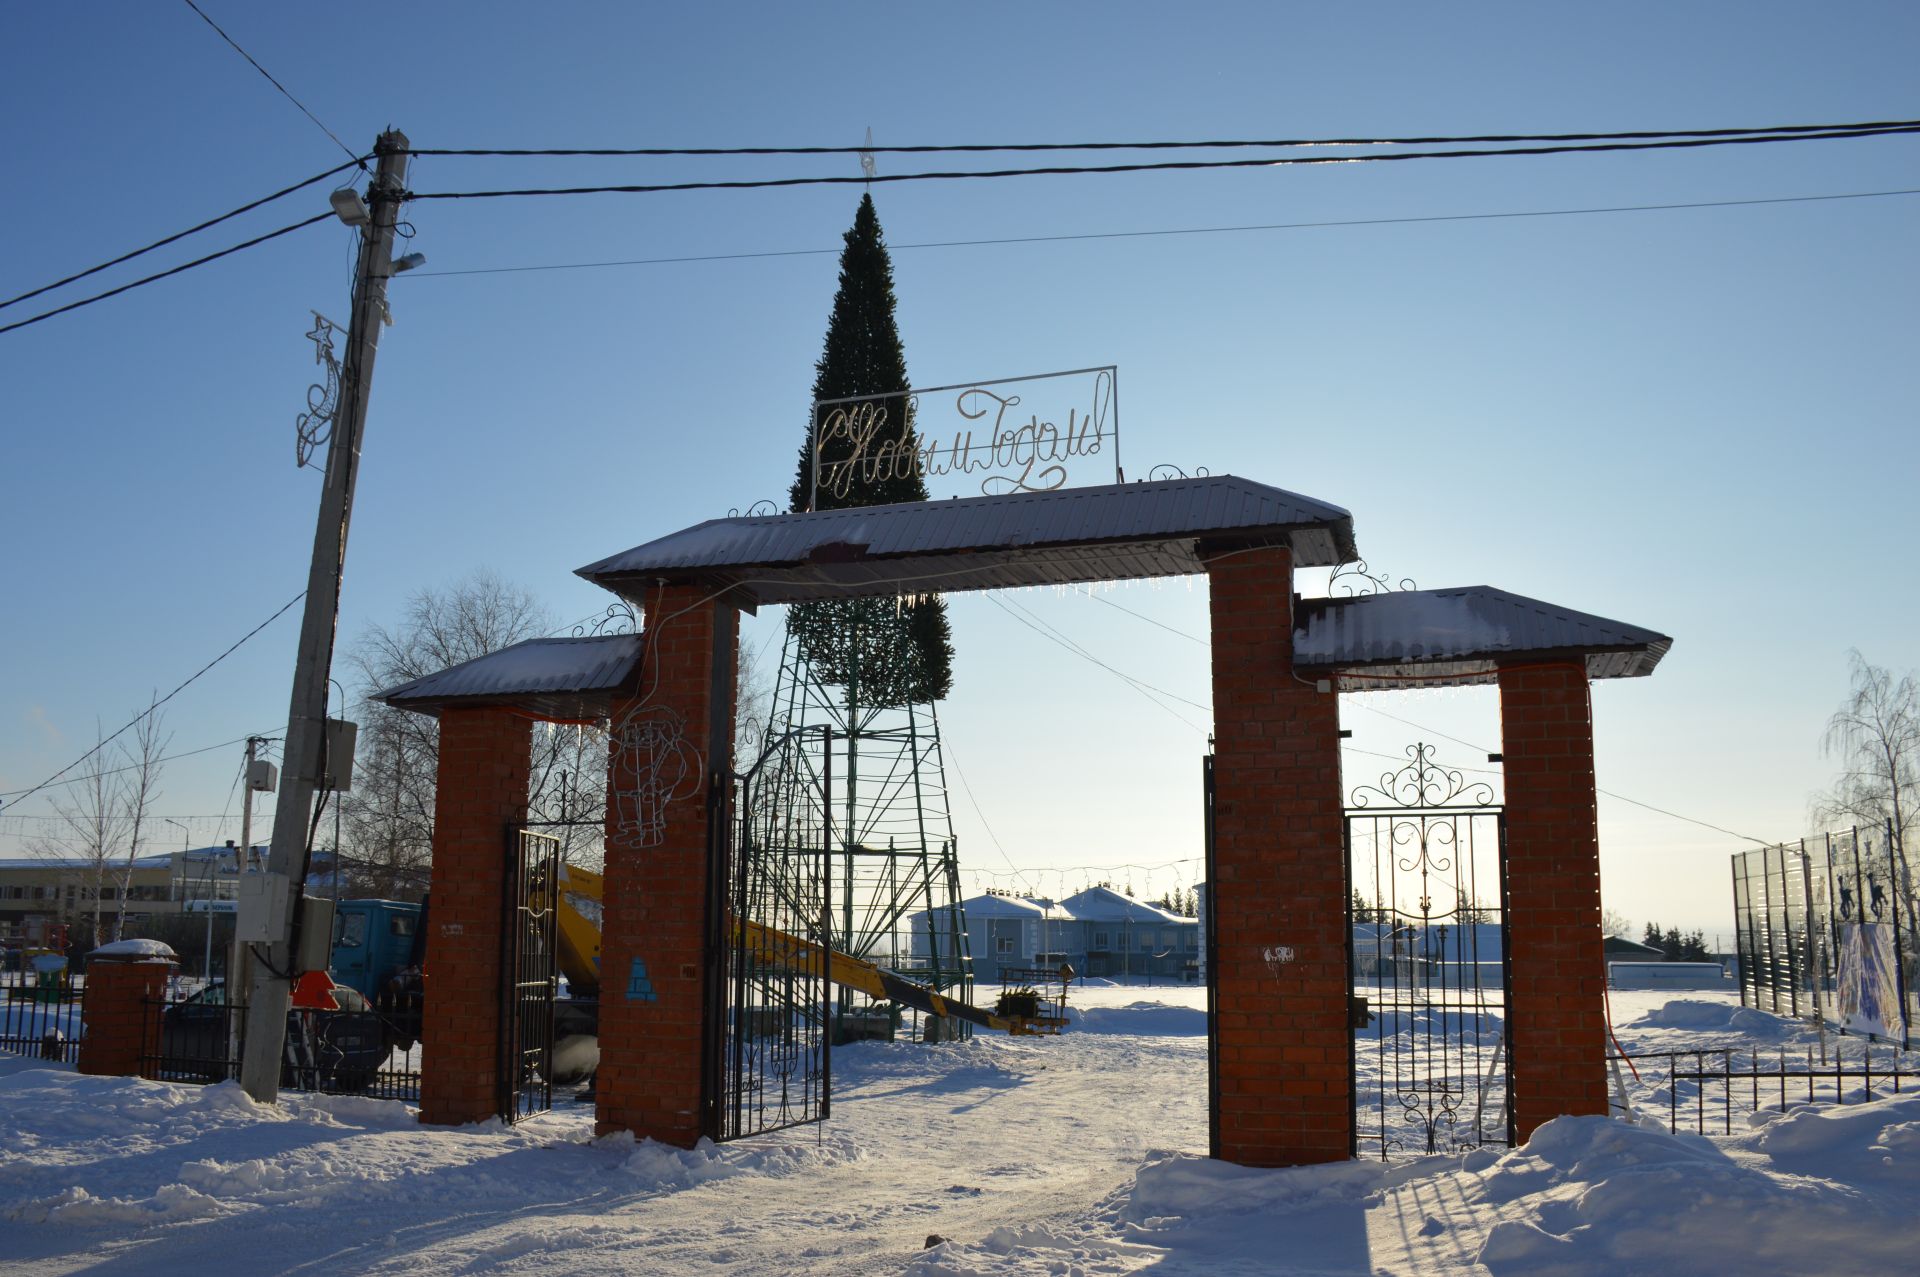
[598,583,736,1146]
[1205,545,1351,1166]
[77,952,176,1078]
[1498,661,1608,1142]
[419,705,531,1126]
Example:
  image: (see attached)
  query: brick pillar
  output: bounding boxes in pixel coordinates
[77,954,175,1077]
[419,705,530,1126]
[1498,662,1607,1142]
[598,583,736,1145]
[1206,546,1350,1166]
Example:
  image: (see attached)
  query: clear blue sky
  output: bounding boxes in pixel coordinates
[2,2,1915,938]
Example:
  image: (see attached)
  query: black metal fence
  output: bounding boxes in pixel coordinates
[138,987,421,1100]
[1,971,82,1063]
[1733,824,1915,1049]
[1613,1042,1918,1136]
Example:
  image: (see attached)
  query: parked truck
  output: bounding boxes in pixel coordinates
[326,860,1058,1092]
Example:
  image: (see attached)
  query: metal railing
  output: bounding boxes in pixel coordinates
[138,990,421,1100]
[1613,1042,1918,1136]
[1,971,82,1063]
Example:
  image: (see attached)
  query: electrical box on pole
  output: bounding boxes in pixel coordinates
[236,129,410,1102]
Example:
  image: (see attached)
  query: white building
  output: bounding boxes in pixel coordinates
[908,886,1201,984]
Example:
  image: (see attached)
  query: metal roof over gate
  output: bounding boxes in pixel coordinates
[379,635,641,719]
[1293,586,1672,689]
[576,474,1357,608]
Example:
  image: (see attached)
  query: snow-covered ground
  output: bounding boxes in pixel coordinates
[3,983,1917,1275]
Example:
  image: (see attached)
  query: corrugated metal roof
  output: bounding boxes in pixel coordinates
[379,635,641,719]
[1294,586,1672,689]
[577,475,1357,607]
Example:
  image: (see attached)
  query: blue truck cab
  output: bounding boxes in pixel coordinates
[329,899,422,1002]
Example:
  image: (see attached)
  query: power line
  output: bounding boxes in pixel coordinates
[0,212,333,337]
[0,594,304,807]
[407,118,1920,157]
[179,0,360,166]
[0,159,362,313]
[1012,589,1777,849]
[985,593,1209,731]
[0,733,281,821]
[403,187,1920,281]
[406,126,1920,202]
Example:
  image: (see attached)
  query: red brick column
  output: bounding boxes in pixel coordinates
[598,583,736,1145]
[77,955,175,1077]
[1498,662,1607,1142]
[419,705,530,1126]
[1206,546,1350,1166]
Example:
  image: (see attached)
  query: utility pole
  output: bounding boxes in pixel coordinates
[238,130,409,1101]
[228,734,266,997]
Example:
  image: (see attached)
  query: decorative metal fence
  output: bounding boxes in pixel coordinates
[1733,824,1915,1049]
[713,726,834,1142]
[500,829,561,1123]
[137,987,421,1100]
[1,971,82,1063]
[1613,1042,1918,1136]
[1347,744,1512,1160]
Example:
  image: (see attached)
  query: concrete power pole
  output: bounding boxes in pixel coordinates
[238,130,409,1101]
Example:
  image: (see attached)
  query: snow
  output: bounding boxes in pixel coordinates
[88,939,177,960]
[3,986,1917,1274]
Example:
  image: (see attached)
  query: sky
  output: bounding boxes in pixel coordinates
[1,2,1916,939]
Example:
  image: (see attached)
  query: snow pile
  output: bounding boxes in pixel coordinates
[1623,997,1794,1039]
[916,1102,1920,1276]
[605,1130,861,1189]
[1070,999,1206,1036]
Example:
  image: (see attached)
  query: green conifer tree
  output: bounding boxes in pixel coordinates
[787,194,953,703]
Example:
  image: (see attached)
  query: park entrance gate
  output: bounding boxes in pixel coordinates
[1346,745,1512,1159]
[500,828,561,1122]
[709,728,835,1140]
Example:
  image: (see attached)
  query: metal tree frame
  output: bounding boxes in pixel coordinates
[761,616,974,1045]
[1346,743,1512,1159]
[714,727,835,1140]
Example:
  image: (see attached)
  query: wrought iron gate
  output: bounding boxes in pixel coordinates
[710,727,834,1141]
[500,828,562,1122]
[1346,744,1511,1159]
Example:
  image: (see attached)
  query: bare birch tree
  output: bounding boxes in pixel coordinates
[1814,649,1918,892]
[112,700,170,941]
[36,723,121,949]
[340,571,554,893]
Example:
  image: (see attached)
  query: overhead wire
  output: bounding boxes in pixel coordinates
[179,0,361,166]
[0,159,363,313]
[0,212,334,337]
[987,586,1778,850]
[400,187,1920,280]
[405,125,1920,202]
[407,118,1920,157]
[0,594,304,809]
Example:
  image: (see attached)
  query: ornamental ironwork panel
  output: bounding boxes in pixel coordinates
[712,727,834,1142]
[499,828,561,1123]
[1347,743,1511,1159]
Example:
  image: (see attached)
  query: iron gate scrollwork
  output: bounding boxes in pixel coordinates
[501,828,562,1123]
[711,727,834,1141]
[1346,743,1512,1159]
